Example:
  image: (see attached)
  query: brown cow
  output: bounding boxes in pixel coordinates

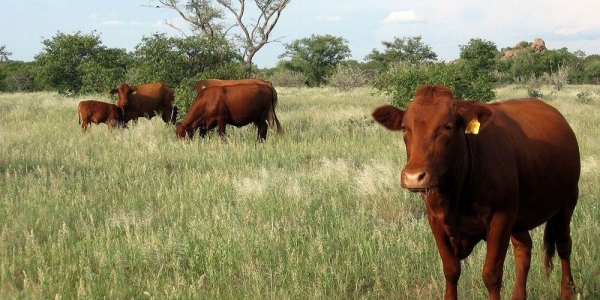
[110,82,177,124]
[192,78,273,92]
[193,78,278,128]
[77,100,126,132]
[176,84,282,141]
[372,85,580,300]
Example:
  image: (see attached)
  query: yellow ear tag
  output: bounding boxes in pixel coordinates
[465,118,480,134]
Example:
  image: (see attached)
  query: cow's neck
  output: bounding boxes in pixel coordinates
[434,132,479,234]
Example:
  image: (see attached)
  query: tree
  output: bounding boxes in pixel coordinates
[129,33,242,86]
[279,34,351,87]
[0,61,40,92]
[0,45,11,61]
[79,48,130,94]
[128,33,245,113]
[35,31,129,95]
[581,54,600,84]
[373,62,458,108]
[533,48,579,80]
[0,45,12,91]
[455,38,498,101]
[155,0,292,77]
[365,36,437,72]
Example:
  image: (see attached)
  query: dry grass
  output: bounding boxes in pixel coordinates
[0,85,598,299]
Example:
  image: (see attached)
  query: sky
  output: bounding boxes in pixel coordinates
[1,0,600,68]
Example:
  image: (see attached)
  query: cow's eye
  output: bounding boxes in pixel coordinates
[444,123,454,131]
[400,125,406,132]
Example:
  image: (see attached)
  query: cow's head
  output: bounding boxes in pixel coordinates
[175,122,189,139]
[372,85,492,193]
[110,83,137,113]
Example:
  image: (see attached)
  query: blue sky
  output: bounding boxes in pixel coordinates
[1,0,599,68]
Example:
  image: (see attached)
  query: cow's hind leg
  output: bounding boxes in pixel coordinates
[255,120,268,142]
[510,231,532,300]
[217,120,227,142]
[81,120,90,132]
[544,206,577,299]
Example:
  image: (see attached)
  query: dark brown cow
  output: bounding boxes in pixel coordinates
[176,84,282,141]
[193,79,278,128]
[372,85,580,300]
[110,82,177,124]
[77,100,125,132]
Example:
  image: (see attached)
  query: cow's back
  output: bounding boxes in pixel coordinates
[222,84,272,125]
[194,79,272,92]
[131,83,174,108]
[476,99,580,229]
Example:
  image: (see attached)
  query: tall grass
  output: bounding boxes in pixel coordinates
[0,86,598,299]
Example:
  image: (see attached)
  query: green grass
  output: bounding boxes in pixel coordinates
[0,86,599,299]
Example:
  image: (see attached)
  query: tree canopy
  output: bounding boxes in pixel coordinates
[278,34,351,87]
[155,0,292,77]
[365,36,438,71]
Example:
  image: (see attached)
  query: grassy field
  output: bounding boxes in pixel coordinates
[0,86,599,299]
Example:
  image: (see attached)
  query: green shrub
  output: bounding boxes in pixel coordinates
[372,62,458,108]
[576,91,592,104]
[527,88,543,98]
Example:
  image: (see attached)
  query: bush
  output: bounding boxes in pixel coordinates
[576,91,593,104]
[527,88,543,99]
[328,64,371,91]
[173,76,204,120]
[543,65,570,91]
[372,62,457,108]
[268,69,307,87]
[372,61,496,108]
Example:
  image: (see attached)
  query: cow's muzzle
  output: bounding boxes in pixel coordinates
[401,168,434,193]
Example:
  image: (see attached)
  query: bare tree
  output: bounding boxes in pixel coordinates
[155,0,292,77]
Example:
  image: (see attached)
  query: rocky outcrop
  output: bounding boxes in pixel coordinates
[500,38,546,60]
[531,38,546,53]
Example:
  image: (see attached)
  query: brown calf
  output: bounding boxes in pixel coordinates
[78,100,125,132]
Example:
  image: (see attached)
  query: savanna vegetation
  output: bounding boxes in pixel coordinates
[1,1,599,298]
[1,85,599,299]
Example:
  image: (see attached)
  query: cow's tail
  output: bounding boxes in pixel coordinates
[171,106,178,124]
[542,220,556,278]
[269,87,283,135]
[77,103,81,125]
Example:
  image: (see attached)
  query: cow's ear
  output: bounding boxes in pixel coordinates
[372,105,405,131]
[455,100,493,135]
[109,88,118,94]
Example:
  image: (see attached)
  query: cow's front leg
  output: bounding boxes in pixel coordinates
[427,217,461,300]
[217,120,227,141]
[482,214,513,300]
[199,127,207,138]
[510,231,532,300]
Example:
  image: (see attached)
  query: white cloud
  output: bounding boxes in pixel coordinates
[316,14,343,22]
[101,19,157,28]
[383,10,422,24]
[102,20,123,26]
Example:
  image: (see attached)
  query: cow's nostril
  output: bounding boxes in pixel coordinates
[418,172,427,182]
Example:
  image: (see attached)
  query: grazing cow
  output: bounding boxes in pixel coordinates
[193,78,278,128]
[372,85,580,300]
[176,84,282,141]
[110,82,177,124]
[77,100,125,132]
